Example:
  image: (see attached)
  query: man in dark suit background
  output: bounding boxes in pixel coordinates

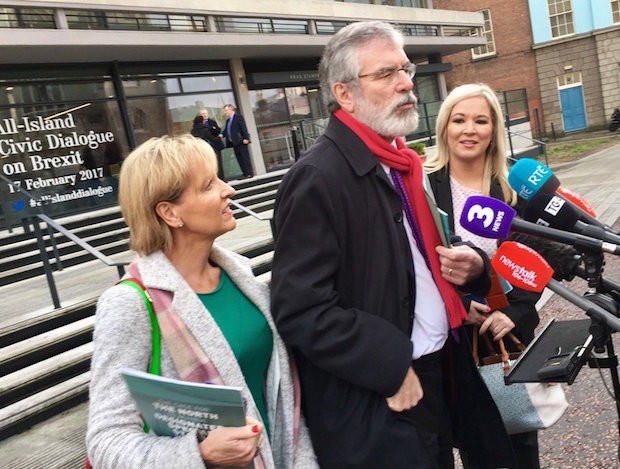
[196,109,225,180]
[222,104,254,178]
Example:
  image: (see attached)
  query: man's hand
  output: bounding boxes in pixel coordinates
[242,138,249,145]
[386,367,423,412]
[436,244,484,286]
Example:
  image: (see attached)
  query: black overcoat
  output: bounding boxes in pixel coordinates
[271,117,516,469]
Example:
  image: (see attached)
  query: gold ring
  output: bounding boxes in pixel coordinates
[448,268,453,276]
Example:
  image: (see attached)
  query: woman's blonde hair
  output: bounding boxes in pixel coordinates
[118,134,217,255]
[424,83,517,205]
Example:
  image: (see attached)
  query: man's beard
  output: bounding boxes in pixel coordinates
[354,92,419,139]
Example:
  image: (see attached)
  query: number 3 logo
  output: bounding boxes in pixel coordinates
[467,204,494,228]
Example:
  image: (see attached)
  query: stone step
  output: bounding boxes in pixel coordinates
[0,343,93,407]
[0,372,91,441]
[0,316,94,375]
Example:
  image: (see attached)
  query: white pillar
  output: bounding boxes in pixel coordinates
[229,58,266,175]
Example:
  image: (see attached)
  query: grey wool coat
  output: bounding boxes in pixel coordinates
[87,246,317,469]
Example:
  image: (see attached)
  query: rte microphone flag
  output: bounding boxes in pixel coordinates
[507,158,559,201]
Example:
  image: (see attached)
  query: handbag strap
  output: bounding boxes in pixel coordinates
[472,326,525,371]
[117,278,161,375]
[116,278,161,434]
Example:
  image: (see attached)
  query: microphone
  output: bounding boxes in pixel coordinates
[522,192,620,245]
[460,195,620,256]
[556,186,597,218]
[491,241,620,332]
[507,158,560,201]
[506,232,582,282]
[508,158,615,233]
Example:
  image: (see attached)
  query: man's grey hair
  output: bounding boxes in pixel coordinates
[319,21,404,113]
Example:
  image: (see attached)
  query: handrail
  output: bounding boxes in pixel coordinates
[506,128,548,167]
[36,213,129,273]
[229,199,272,221]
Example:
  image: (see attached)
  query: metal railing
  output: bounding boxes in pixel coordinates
[1,6,482,41]
[0,7,55,29]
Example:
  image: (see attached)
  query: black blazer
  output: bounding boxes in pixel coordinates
[426,167,541,344]
[191,122,224,151]
[271,117,516,468]
[223,113,250,147]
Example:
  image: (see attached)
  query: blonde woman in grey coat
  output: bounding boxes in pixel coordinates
[87,135,317,469]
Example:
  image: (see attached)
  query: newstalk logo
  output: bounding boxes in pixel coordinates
[491,242,554,293]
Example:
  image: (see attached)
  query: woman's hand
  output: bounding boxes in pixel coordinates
[467,300,491,326]
[199,417,263,467]
[479,311,515,341]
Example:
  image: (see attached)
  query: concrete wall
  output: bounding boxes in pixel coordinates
[595,27,620,119]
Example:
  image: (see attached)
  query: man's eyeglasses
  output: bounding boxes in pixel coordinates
[357,63,416,82]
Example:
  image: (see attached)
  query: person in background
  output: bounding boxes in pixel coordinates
[87,135,316,469]
[271,22,515,469]
[222,104,254,179]
[424,83,542,468]
[192,111,225,180]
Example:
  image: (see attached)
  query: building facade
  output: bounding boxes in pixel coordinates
[432,0,544,137]
[529,0,620,134]
[0,0,484,229]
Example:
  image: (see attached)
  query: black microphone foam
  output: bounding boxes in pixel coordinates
[504,233,582,281]
[522,192,580,231]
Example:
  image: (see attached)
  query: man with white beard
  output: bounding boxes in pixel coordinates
[271,21,516,468]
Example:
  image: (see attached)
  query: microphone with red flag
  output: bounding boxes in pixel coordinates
[556,186,597,218]
[491,241,620,332]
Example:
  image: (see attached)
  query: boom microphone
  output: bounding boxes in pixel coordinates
[460,195,620,256]
[522,192,620,245]
[507,158,615,233]
[491,241,620,332]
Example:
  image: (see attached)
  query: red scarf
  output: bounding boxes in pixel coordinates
[334,110,468,330]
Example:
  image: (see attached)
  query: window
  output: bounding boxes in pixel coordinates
[547,0,574,38]
[557,71,582,88]
[380,0,429,7]
[613,0,620,24]
[471,10,496,59]
[0,7,55,28]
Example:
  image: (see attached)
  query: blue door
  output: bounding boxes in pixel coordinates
[559,86,587,132]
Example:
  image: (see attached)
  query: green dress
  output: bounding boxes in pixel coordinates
[198,269,273,436]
